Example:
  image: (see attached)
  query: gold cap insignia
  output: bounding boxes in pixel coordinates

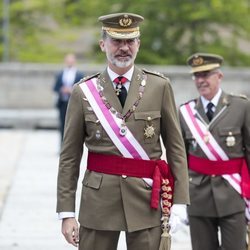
[192,56,204,66]
[119,15,132,27]
[98,13,144,39]
[187,53,224,73]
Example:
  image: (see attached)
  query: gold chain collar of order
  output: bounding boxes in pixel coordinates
[96,73,147,136]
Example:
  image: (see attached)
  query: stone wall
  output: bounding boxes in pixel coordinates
[0,63,249,128]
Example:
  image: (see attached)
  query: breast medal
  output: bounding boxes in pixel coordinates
[95,129,101,140]
[144,116,155,139]
[144,124,155,138]
[226,132,235,147]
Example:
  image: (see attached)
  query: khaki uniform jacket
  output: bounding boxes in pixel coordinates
[57,66,190,232]
[179,91,250,217]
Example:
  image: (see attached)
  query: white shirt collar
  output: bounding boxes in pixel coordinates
[201,88,222,111]
[107,66,134,82]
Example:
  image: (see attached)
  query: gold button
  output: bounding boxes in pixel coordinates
[122,175,127,179]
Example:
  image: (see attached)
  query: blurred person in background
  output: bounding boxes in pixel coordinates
[53,53,84,144]
[179,52,250,250]
[56,12,189,250]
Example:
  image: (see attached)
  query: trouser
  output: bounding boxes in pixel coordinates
[189,212,247,250]
[78,225,161,250]
[58,101,68,143]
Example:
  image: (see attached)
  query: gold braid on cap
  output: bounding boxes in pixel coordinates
[102,27,139,32]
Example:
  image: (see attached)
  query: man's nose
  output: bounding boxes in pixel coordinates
[119,40,130,48]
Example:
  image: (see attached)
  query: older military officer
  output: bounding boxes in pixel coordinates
[57,13,190,250]
[179,53,250,250]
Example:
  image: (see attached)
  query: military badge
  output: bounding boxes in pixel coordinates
[144,116,155,139]
[144,125,155,138]
[192,56,204,66]
[95,130,101,140]
[119,15,132,27]
[226,132,235,147]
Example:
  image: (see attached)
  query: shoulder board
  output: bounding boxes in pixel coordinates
[78,73,100,84]
[142,68,168,79]
[180,98,197,107]
[229,93,248,100]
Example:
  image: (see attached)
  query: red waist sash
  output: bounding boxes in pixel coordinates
[87,152,174,210]
[188,154,250,198]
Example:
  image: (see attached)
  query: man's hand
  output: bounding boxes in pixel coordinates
[61,217,79,247]
[61,86,73,95]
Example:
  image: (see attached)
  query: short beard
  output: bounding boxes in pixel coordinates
[107,53,136,69]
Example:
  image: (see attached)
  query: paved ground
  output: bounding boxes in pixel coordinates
[0,129,192,250]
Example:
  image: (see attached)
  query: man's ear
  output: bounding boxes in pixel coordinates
[218,71,224,81]
[99,40,105,52]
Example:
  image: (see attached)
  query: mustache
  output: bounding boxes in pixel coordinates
[116,52,132,57]
[197,82,208,88]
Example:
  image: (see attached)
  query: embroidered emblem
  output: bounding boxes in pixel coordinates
[119,15,132,27]
[192,56,204,66]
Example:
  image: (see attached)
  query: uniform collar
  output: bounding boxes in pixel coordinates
[107,66,134,82]
[201,88,222,111]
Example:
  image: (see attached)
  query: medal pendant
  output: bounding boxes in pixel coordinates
[119,126,127,136]
[226,135,235,147]
[95,130,101,140]
[144,125,155,138]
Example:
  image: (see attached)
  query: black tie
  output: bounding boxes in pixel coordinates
[206,102,214,121]
[114,76,127,107]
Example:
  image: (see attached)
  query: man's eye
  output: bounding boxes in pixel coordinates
[112,39,120,44]
[127,39,135,44]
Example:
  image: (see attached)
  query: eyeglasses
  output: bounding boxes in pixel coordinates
[192,70,218,80]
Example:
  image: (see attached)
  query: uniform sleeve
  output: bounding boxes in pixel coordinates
[56,85,85,213]
[161,80,190,204]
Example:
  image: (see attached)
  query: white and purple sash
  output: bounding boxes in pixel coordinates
[79,79,153,185]
[180,101,250,219]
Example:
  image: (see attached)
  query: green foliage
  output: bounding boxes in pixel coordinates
[1,0,250,65]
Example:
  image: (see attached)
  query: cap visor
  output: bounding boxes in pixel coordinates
[190,64,220,73]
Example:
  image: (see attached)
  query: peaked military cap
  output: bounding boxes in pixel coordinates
[187,53,224,73]
[98,13,144,39]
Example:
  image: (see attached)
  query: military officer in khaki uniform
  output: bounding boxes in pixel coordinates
[179,53,250,250]
[57,12,190,250]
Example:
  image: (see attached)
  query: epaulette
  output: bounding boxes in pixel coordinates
[180,98,197,107]
[229,93,248,100]
[77,73,100,84]
[142,68,169,80]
